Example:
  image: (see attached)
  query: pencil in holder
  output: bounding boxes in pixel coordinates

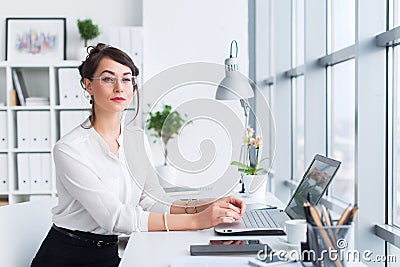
[306,223,352,267]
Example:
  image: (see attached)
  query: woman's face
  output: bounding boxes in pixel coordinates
[84,57,135,114]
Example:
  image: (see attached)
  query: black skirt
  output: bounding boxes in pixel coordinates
[31,224,120,267]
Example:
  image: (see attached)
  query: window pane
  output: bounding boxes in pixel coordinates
[331,0,355,52]
[388,244,400,267]
[330,60,355,203]
[394,0,400,28]
[294,76,305,181]
[295,0,304,66]
[394,46,400,225]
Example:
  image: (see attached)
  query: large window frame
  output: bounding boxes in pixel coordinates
[290,0,306,182]
[251,0,390,264]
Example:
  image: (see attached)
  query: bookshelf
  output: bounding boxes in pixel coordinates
[0,27,143,205]
[0,60,141,205]
[0,60,91,204]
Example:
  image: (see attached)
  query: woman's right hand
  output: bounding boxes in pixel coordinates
[194,196,245,229]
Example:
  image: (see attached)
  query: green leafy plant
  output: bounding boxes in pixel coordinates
[77,19,100,47]
[231,127,268,175]
[146,105,189,166]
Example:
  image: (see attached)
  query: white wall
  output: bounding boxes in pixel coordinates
[142,0,249,194]
[142,0,248,82]
[0,0,142,61]
[0,0,250,195]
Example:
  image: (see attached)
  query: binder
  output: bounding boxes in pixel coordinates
[29,153,41,192]
[29,112,40,149]
[17,111,30,149]
[0,112,7,149]
[40,153,52,191]
[39,111,51,149]
[12,69,29,106]
[25,111,50,149]
[105,26,143,68]
[0,154,7,192]
[130,27,143,68]
[17,153,30,192]
[58,68,88,107]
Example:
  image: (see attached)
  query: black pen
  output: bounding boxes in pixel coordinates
[303,202,314,225]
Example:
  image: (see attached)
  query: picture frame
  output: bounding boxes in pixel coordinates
[6,17,66,62]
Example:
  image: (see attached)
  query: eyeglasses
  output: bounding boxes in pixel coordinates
[91,75,137,88]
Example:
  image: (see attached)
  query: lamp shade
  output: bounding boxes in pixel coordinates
[215,55,254,100]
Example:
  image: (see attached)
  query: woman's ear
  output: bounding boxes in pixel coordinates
[83,78,93,95]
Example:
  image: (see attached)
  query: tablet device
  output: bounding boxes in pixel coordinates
[190,239,271,256]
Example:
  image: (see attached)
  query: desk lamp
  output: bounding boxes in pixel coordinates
[215,40,254,193]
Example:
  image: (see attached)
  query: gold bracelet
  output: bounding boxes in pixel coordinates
[184,199,198,214]
[193,199,198,214]
[184,199,191,214]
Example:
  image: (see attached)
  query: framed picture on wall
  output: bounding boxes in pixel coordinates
[5,17,66,62]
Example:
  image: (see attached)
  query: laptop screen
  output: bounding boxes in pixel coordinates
[284,154,341,219]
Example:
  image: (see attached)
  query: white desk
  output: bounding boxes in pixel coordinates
[119,193,366,267]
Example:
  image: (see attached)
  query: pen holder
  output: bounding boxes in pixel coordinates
[306,223,352,267]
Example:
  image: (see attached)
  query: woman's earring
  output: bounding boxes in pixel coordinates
[90,98,93,104]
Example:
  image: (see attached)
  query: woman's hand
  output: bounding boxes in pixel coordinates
[194,196,246,229]
[214,196,246,215]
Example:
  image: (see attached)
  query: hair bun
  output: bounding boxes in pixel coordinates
[86,43,109,57]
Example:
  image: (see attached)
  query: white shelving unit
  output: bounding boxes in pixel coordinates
[0,60,90,205]
[0,27,143,206]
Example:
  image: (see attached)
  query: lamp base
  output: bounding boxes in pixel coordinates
[239,181,245,193]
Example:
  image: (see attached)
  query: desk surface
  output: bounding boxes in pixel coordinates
[119,193,366,267]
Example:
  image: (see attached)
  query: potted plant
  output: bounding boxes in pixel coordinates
[76,19,100,59]
[146,105,189,187]
[77,19,100,47]
[231,127,268,196]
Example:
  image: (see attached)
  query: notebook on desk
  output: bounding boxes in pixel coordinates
[214,154,341,235]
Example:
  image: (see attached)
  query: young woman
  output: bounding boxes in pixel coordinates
[31,43,245,267]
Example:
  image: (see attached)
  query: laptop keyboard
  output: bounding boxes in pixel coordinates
[242,209,280,228]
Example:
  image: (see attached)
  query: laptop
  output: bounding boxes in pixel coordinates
[214,154,341,235]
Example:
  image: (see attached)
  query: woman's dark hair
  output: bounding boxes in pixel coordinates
[78,43,140,128]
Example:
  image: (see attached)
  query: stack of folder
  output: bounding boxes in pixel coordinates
[26,97,50,106]
[17,111,51,149]
[0,111,7,149]
[58,68,89,107]
[17,153,51,192]
[0,154,7,192]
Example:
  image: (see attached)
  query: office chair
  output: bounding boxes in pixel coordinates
[0,197,57,267]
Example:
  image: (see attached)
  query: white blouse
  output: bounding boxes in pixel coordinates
[52,118,173,235]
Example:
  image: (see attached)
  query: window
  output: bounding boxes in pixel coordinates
[388,244,400,266]
[291,0,305,180]
[330,0,355,52]
[390,0,400,229]
[294,0,304,66]
[326,0,356,204]
[394,0,400,28]
[329,60,355,203]
[389,0,400,228]
[393,44,400,226]
[256,0,390,261]
[293,75,305,180]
